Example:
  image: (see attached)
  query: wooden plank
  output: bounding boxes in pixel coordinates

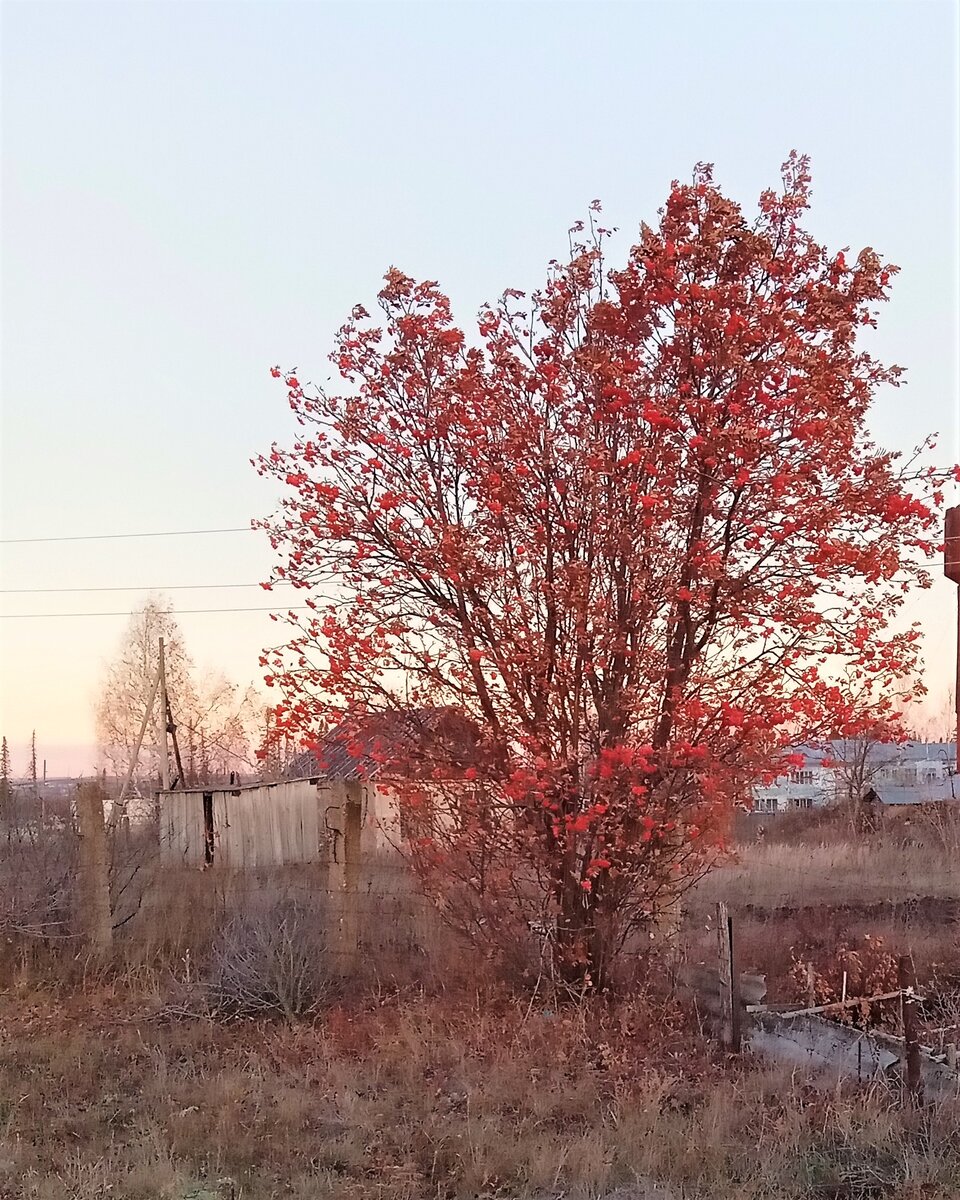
[291,783,305,863]
[211,793,228,867]
[288,781,305,863]
[242,790,257,870]
[758,990,904,1020]
[165,793,179,863]
[312,783,331,864]
[262,787,277,864]
[197,791,210,865]
[805,962,816,1008]
[228,790,243,869]
[253,787,271,867]
[272,786,285,864]
[716,902,741,1053]
[158,793,174,864]
[175,791,204,867]
[365,784,382,851]
[300,782,318,863]
[218,790,236,868]
[176,793,189,864]
[285,787,300,864]
[227,791,242,868]
[899,955,923,1106]
[189,792,202,865]
[247,789,261,867]
[277,784,292,864]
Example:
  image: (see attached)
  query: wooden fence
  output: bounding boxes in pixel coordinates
[158,779,407,870]
[685,903,960,1105]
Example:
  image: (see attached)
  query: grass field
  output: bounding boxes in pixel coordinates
[2,809,959,1200]
[3,984,959,1200]
[693,839,959,910]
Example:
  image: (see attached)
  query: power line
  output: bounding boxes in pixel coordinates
[1,561,951,595]
[0,606,315,620]
[0,582,290,594]
[0,526,254,545]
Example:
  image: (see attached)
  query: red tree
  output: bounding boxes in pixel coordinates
[256,155,954,988]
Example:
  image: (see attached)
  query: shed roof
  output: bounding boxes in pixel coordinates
[284,706,482,782]
[784,741,956,769]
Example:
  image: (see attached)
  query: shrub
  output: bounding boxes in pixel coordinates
[0,824,78,946]
[204,899,334,1018]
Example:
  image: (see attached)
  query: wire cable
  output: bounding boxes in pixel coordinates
[1,526,254,545]
[1,560,951,598]
[0,582,288,594]
[0,606,313,619]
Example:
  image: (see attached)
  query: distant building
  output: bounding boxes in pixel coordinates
[750,740,956,814]
[752,748,833,814]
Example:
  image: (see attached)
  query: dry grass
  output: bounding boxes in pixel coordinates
[691,839,959,912]
[1,985,959,1200]
[2,815,960,1198]
[684,813,960,1004]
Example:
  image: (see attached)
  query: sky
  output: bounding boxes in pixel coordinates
[1,0,958,776]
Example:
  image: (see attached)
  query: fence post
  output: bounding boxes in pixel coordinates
[339,785,362,971]
[76,782,113,960]
[716,902,741,1053]
[898,955,922,1105]
[946,1043,957,1072]
[805,961,816,1008]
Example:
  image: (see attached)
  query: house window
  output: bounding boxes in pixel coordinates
[755,796,778,814]
[791,796,813,810]
[790,770,813,785]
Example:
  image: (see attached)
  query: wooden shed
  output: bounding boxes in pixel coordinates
[159,706,480,870]
[158,777,403,869]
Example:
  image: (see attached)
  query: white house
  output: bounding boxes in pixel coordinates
[750,740,957,815]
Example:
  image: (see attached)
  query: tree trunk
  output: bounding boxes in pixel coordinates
[76,782,113,960]
[586,890,614,994]
[556,871,613,994]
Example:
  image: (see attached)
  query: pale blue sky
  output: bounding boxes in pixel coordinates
[1,0,957,773]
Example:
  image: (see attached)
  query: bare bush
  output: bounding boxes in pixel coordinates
[0,806,168,978]
[204,899,334,1018]
[0,824,78,946]
[108,820,163,930]
[885,801,960,853]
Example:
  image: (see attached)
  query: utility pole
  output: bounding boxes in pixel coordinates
[113,661,161,830]
[165,692,186,789]
[157,637,171,791]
